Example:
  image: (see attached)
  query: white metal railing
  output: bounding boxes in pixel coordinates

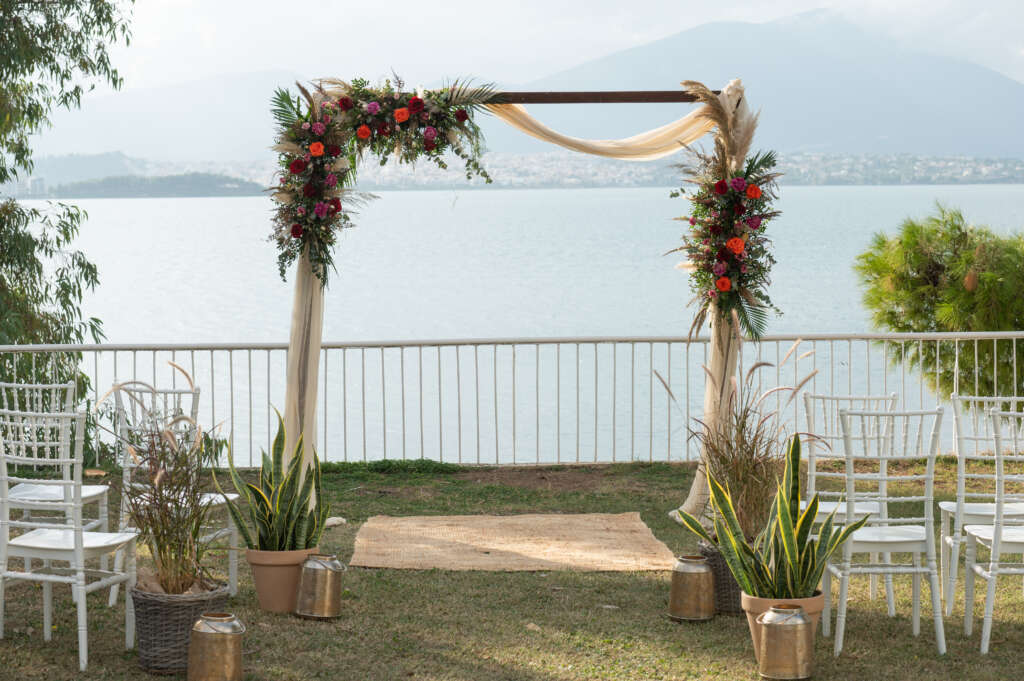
[1,332,1022,466]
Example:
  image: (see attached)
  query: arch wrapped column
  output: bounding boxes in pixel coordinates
[283,249,324,469]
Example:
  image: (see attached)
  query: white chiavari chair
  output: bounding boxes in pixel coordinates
[963,408,1024,653]
[804,393,898,612]
[827,407,946,656]
[0,409,137,672]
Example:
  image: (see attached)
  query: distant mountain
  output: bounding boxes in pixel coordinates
[27,11,1024,162]
[51,172,264,199]
[478,9,1024,157]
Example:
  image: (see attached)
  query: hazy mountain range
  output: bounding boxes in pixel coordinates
[26,9,1024,168]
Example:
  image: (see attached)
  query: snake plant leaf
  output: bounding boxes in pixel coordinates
[676,510,714,545]
[796,494,818,549]
[211,467,257,549]
[712,514,757,595]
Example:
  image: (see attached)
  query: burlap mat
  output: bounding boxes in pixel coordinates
[348,512,675,571]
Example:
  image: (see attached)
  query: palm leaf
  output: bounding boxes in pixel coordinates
[271,87,301,131]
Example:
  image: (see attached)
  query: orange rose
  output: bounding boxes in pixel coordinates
[309,142,325,157]
[726,237,745,255]
[746,184,762,199]
[394,107,410,123]
[356,125,371,139]
[715,276,732,292]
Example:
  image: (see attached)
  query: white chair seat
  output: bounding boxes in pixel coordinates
[805,499,881,517]
[850,525,927,545]
[964,524,1024,551]
[8,528,136,560]
[10,482,109,503]
[938,500,1024,518]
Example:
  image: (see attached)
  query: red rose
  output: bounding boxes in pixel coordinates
[734,203,745,215]
[302,182,317,198]
[289,158,307,174]
[716,247,729,261]
[328,197,342,214]
[327,144,341,157]
[407,96,425,114]
[715,276,732,292]
[424,139,437,151]
[356,124,371,139]
[291,224,303,238]
[714,179,728,195]
[377,122,391,137]
[454,109,469,123]
[337,96,354,111]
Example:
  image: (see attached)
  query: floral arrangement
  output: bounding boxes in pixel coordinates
[669,82,781,340]
[269,77,496,284]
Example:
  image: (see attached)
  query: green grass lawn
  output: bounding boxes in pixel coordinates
[4,460,1023,680]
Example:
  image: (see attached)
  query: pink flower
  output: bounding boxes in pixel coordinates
[730,177,747,192]
[323,115,331,123]
[301,122,311,130]
[279,177,286,184]
[296,206,306,216]
[741,264,749,273]
[314,202,328,218]
[713,262,727,276]
[366,101,380,115]
[688,217,696,226]
[708,289,718,299]
[325,173,338,188]
[423,126,438,141]
[312,122,326,135]
[747,215,763,230]
[304,153,311,162]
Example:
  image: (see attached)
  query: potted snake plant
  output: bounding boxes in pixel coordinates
[215,411,329,613]
[677,435,868,660]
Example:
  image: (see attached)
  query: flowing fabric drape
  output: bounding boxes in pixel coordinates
[283,250,324,469]
[484,79,745,161]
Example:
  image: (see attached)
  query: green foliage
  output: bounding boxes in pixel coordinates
[0,1,131,431]
[215,411,330,551]
[855,204,1024,398]
[678,436,867,598]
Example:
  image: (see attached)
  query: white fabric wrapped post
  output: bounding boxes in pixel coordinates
[283,250,324,470]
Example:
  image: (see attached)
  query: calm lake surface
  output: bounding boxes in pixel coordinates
[59,184,1024,344]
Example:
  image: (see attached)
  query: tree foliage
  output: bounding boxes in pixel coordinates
[855,204,1024,398]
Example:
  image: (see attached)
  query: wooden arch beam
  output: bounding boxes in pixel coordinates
[488,90,718,104]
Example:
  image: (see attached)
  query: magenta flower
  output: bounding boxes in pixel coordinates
[325,173,338,188]
[312,122,326,136]
[323,115,331,123]
[423,126,438,141]
[747,215,763,230]
[689,217,697,226]
[314,202,328,218]
[713,262,728,276]
[296,206,306,216]
[730,177,747,192]
[366,101,380,115]
[741,264,749,273]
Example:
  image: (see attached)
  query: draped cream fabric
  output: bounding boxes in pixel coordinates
[485,79,746,161]
[283,250,324,470]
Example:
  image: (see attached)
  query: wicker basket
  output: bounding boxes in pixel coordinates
[698,540,743,615]
[131,583,229,674]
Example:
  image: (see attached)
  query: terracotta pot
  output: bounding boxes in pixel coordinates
[246,547,319,613]
[740,590,823,662]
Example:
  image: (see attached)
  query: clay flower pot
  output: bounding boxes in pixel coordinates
[246,547,320,613]
[740,590,824,661]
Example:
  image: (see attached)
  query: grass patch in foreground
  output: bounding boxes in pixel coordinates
[3,461,1023,680]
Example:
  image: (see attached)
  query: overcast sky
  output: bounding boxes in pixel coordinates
[107,0,1024,92]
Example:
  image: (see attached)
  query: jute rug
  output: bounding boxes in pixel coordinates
[348,512,676,571]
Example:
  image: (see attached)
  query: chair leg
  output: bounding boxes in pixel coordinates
[882,552,896,617]
[99,495,110,575]
[912,553,921,637]
[869,552,878,600]
[108,549,123,607]
[0,572,5,639]
[42,578,52,641]
[939,511,949,606]
[834,564,850,656]
[75,574,88,672]
[945,536,960,617]
[822,564,832,637]
[126,539,136,650]
[927,555,947,655]
[980,570,998,654]
[964,535,976,636]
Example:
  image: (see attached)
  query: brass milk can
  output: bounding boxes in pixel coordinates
[294,553,347,619]
[756,604,814,680]
[186,612,245,681]
[668,555,715,621]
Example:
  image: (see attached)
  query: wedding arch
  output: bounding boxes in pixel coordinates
[268,76,775,520]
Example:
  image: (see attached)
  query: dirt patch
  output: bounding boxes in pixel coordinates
[454,466,627,492]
